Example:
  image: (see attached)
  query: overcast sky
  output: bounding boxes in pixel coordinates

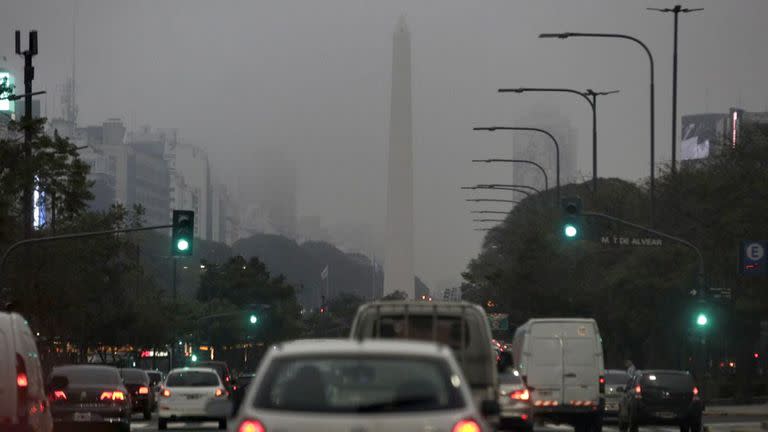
[3,0,767,292]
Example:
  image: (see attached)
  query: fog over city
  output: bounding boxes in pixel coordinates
[3,0,767,292]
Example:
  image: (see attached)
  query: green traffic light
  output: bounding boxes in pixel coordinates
[696,313,708,326]
[191,354,198,362]
[249,314,258,324]
[564,224,578,238]
[176,239,190,252]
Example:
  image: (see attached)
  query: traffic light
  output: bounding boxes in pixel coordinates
[560,196,582,239]
[191,354,198,362]
[249,314,258,325]
[695,312,709,327]
[171,210,194,256]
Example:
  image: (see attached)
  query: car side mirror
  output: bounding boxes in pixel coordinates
[481,399,500,417]
[48,376,69,391]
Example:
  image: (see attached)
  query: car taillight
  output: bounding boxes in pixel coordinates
[100,391,127,401]
[16,373,28,388]
[161,388,171,398]
[50,390,67,401]
[692,386,700,399]
[238,419,266,432]
[215,388,227,398]
[138,386,150,395]
[510,389,530,401]
[16,354,28,416]
[634,385,642,399]
[452,419,482,432]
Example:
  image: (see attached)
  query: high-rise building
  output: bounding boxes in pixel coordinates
[172,143,212,240]
[513,107,578,195]
[384,16,415,298]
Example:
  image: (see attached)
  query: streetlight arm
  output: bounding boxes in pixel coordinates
[498,87,594,107]
[544,32,654,79]
[465,199,520,204]
[472,158,548,192]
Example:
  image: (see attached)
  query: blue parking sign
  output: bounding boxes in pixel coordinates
[740,240,768,276]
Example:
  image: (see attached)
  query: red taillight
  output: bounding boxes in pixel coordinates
[510,389,530,401]
[16,373,28,388]
[100,391,126,401]
[161,388,171,398]
[238,419,266,432]
[51,390,67,401]
[452,419,482,432]
[138,386,150,395]
[693,386,699,397]
[634,385,642,399]
[215,388,227,397]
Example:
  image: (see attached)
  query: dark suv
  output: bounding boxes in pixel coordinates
[618,370,703,432]
[119,368,154,420]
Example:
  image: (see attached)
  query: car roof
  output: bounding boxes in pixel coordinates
[272,339,452,357]
[168,367,220,374]
[196,360,227,365]
[606,369,629,374]
[52,364,118,373]
[640,370,691,375]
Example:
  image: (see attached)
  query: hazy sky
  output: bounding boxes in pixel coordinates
[3,0,767,292]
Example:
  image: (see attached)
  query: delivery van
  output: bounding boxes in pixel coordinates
[511,318,605,432]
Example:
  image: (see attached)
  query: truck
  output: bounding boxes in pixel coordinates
[511,318,605,432]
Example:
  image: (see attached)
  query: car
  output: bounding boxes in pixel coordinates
[350,301,499,414]
[511,318,605,432]
[195,361,233,390]
[604,370,631,419]
[119,368,154,419]
[158,367,229,430]
[498,370,534,432]
[230,373,256,411]
[617,370,704,432]
[145,370,165,409]
[230,339,498,432]
[0,311,53,432]
[47,365,131,432]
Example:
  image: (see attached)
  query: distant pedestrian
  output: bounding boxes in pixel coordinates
[625,360,637,377]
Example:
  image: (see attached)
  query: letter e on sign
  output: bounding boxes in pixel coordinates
[748,243,764,261]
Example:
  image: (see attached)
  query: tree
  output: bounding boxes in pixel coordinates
[381,290,408,301]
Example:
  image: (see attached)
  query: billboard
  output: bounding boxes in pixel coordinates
[0,69,15,113]
[680,113,726,161]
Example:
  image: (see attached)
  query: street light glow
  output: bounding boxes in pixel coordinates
[249,314,258,324]
[696,313,708,326]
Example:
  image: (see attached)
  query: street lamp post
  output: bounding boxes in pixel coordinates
[540,32,656,225]
[465,198,520,204]
[472,157,551,202]
[648,5,703,174]
[496,90,617,194]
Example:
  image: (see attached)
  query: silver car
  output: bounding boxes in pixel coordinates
[604,369,631,418]
[230,339,497,432]
[498,370,534,431]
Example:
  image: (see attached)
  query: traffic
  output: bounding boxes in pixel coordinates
[2,300,719,432]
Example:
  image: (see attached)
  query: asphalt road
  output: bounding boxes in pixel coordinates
[127,413,768,432]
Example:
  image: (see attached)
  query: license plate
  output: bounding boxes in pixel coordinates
[606,402,619,411]
[74,412,92,422]
[656,411,676,419]
[186,395,201,400]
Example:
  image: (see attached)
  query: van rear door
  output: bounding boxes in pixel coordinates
[528,335,563,404]
[563,336,598,404]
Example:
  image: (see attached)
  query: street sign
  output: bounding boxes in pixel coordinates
[600,234,663,247]
[739,240,767,276]
[488,313,509,331]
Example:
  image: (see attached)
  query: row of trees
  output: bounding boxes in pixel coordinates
[462,122,768,399]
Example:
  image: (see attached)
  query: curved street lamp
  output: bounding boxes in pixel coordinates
[540,32,656,225]
[472,158,550,202]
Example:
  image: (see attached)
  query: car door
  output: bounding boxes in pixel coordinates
[528,336,563,404]
[562,336,597,404]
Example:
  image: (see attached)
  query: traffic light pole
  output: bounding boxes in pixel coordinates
[582,211,705,296]
[0,224,172,302]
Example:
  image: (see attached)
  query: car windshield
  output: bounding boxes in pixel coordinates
[606,371,630,385]
[641,373,694,390]
[254,356,465,413]
[52,367,121,385]
[120,369,148,384]
[166,371,220,387]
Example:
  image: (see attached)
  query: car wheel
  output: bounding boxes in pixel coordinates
[159,418,168,430]
[218,419,227,430]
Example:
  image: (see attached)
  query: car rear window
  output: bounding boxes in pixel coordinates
[254,356,465,413]
[52,367,121,385]
[166,371,220,387]
[606,371,630,385]
[120,369,148,384]
[373,316,470,348]
[641,373,694,390]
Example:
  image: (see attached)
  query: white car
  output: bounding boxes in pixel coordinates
[230,339,497,432]
[158,367,229,430]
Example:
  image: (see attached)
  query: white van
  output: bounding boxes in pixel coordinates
[0,311,52,432]
[512,318,605,432]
